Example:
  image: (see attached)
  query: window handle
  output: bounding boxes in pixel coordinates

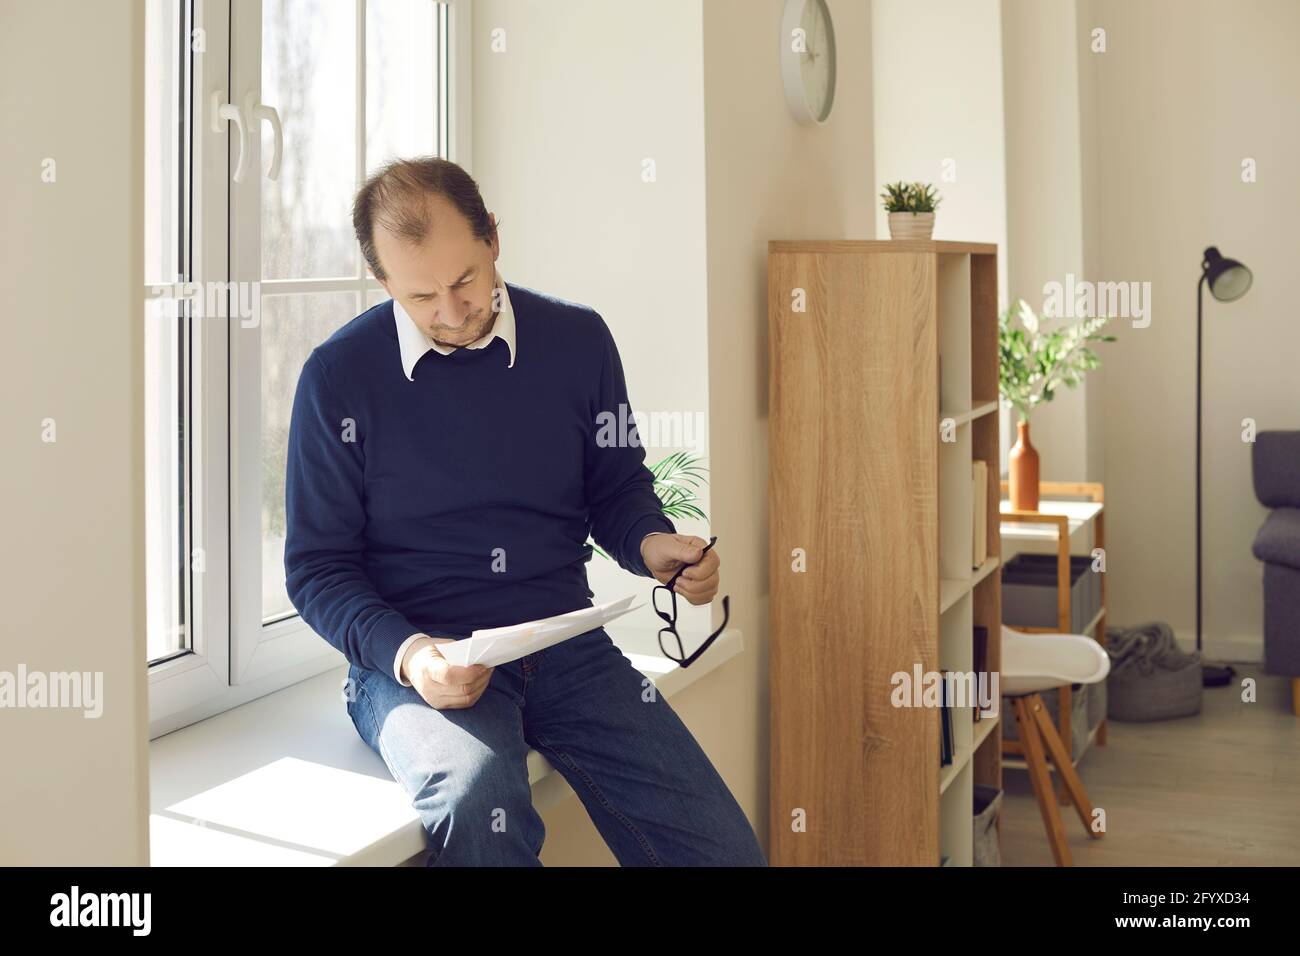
[245,93,283,182]
[210,91,249,183]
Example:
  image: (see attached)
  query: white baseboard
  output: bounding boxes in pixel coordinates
[1180,633,1263,665]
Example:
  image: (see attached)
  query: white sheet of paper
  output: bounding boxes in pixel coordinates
[435,595,643,668]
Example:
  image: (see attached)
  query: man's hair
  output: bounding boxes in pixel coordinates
[352,156,497,282]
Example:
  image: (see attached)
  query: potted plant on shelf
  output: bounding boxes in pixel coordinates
[999,299,1116,511]
[880,180,941,240]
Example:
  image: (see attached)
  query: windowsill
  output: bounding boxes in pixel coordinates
[148,625,744,866]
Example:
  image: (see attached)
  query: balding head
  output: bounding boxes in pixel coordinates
[352,156,497,282]
[353,156,502,348]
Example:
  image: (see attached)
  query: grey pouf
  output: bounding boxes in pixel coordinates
[1105,622,1203,721]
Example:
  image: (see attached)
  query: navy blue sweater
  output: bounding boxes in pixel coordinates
[283,285,675,675]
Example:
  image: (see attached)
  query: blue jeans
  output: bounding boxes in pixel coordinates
[345,625,767,866]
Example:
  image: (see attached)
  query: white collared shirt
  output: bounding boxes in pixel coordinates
[387,267,669,686]
[392,264,516,380]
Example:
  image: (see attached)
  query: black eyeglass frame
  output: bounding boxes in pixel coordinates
[652,535,730,668]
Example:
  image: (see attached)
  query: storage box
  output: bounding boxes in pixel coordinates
[1087,676,1107,730]
[1001,553,1099,633]
[1017,552,1101,632]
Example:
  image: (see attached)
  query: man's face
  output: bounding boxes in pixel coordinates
[373,194,501,348]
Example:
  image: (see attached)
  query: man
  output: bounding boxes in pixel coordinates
[284,156,765,866]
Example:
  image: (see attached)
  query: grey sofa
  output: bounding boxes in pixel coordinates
[1250,430,1300,716]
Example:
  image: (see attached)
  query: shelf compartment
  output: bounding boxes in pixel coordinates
[940,555,999,615]
[939,400,998,427]
[939,759,973,866]
[973,713,1000,751]
[937,254,972,417]
[938,425,973,582]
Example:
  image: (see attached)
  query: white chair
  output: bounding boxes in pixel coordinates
[1001,625,1110,866]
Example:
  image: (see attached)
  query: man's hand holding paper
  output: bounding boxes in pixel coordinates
[435,595,642,669]
[400,636,494,711]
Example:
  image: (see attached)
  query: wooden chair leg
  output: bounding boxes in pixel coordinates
[1013,696,1072,867]
[1055,688,1073,806]
[1027,692,1104,841]
[1291,677,1300,718]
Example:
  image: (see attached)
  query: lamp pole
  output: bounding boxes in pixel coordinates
[1196,271,1205,657]
[1196,246,1251,687]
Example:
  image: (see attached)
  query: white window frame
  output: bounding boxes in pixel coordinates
[149,0,474,737]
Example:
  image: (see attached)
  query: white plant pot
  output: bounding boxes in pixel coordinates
[888,211,935,240]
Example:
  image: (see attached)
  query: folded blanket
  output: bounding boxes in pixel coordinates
[1105,621,1201,682]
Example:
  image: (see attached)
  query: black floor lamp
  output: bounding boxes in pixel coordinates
[1197,246,1252,687]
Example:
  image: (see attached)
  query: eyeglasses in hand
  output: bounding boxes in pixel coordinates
[652,535,730,668]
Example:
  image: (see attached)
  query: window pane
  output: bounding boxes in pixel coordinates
[261,0,357,279]
[145,0,191,662]
[145,297,189,661]
[145,0,185,285]
[261,293,359,622]
[366,0,438,174]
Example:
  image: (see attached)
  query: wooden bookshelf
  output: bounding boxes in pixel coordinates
[768,239,1003,866]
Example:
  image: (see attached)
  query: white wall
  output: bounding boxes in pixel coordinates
[872,0,1009,306]
[0,0,150,864]
[1001,0,1096,484]
[1077,0,1300,658]
[873,0,1011,475]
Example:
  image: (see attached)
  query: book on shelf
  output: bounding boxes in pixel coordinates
[972,458,988,569]
[944,681,955,763]
[973,626,989,723]
[939,670,952,767]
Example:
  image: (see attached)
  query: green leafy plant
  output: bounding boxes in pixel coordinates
[879,181,912,213]
[879,180,942,215]
[590,451,709,560]
[907,181,940,213]
[999,298,1117,422]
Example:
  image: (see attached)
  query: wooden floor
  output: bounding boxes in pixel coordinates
[999,672,1300,866]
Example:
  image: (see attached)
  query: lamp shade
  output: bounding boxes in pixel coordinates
[1202,246,1252,302]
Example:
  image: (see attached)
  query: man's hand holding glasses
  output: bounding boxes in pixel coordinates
[640,533,731,668]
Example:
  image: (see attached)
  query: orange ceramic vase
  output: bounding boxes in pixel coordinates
[1009,419,1040,512]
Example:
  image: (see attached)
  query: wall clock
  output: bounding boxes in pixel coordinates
[780,0,837,125]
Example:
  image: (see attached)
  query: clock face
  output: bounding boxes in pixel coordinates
[784,0,836,124]
[800,0,835,121]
